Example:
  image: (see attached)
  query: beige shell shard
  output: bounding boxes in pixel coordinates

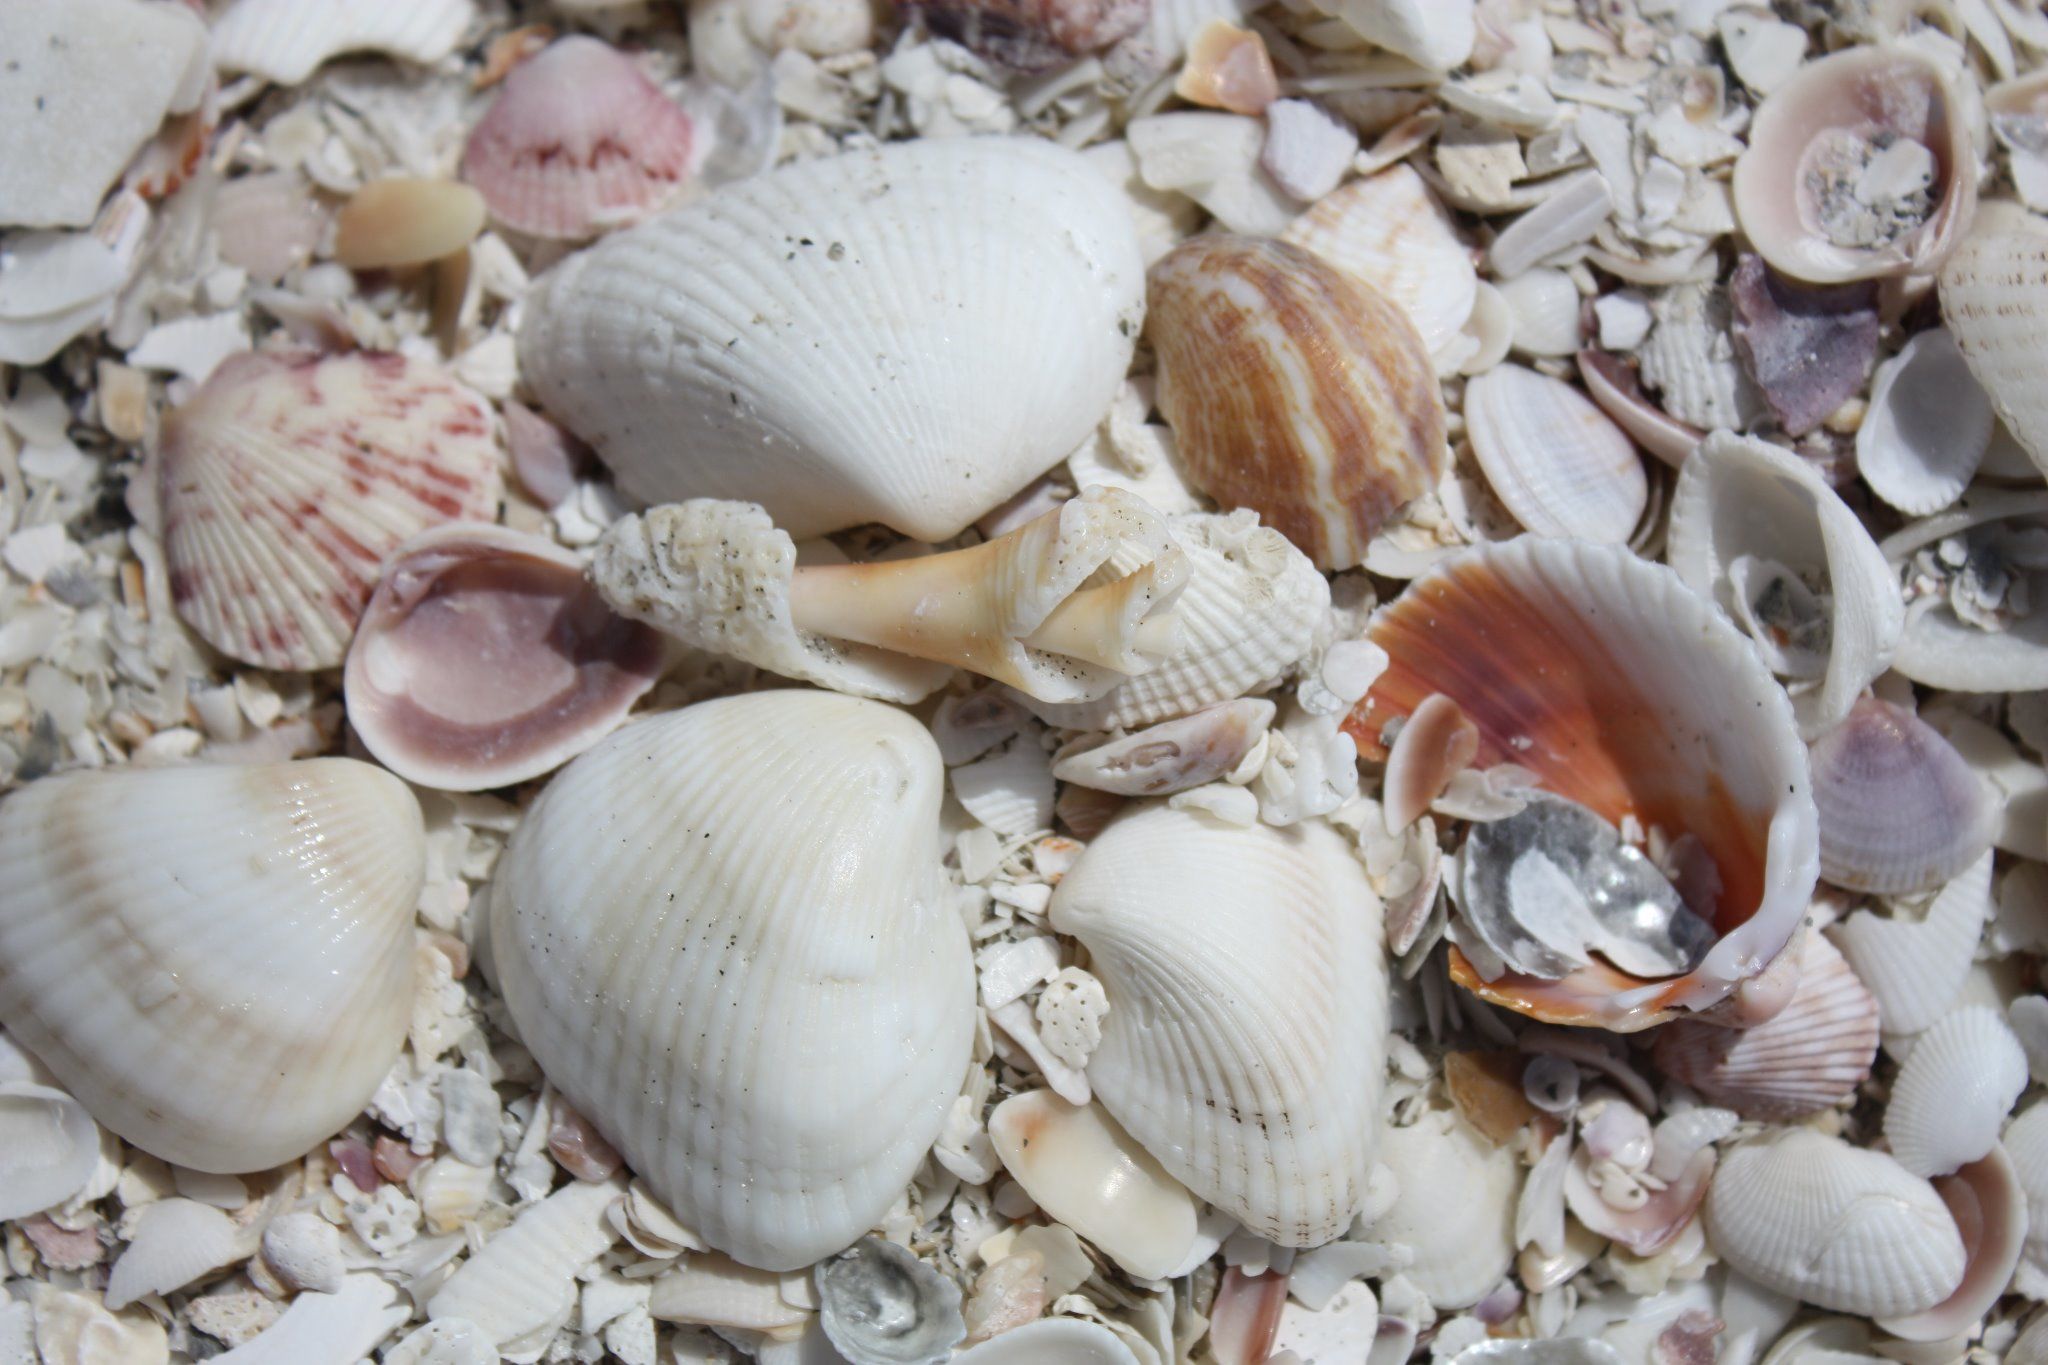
[1050,698,1276,796]
[211,0,477,86]
[1049,804,1387,1245]
[488,692,975,1270]
[1941,230,2048,476]
[1368,1108,1519,1308]
[518,137,1144,542]
[1462,364,1647,544]
[1310,0,1472,71]
[953,1318,1142,1364]
[332,179,486,271]
[0,760,424,1173]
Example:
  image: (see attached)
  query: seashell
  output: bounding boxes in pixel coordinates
[159,350,500,671]
[0,1077,100,1223]
[650,1254,808,1336]
[1382,693,1478,834]
[428,1178,625,1355]
[1496,269,1583,359]
[814,1238,966,1365]
[1727,254,1880,438]
[1462,364,1647,544]
[1208,1267,1288,1365]
[1808,697,1996,896]
[1259,100,1359,206]
[519,137,1143,543]
[1051,699,1274,796]
[1651,932,1879,1121]
[986,1090,1197,1280]
[1703,1129,1965,1317]
[259,1212,345,1296]
[0,759,423,1173]
[591,489,1186,705]
[1941,230,2048,476]
[1145,234,1447,570]
[1879,489,2048,692]
[1369,1107,1520,1309]
[1575,350,1703,468]
[1455,1344,1625,1365]
[1174,20,1277,116]
[1346,538,1818,1030]
[384,1320,498,1365]
[1883,1005,2029,1178]
[1279,165,1478,370]
[954,740,1056,840]
[1831,851,1992,1037]
[1732,46,1977,285]
[909,0,1148,71]
[1487,170,1614,280]
[1018,509,1329,732]
[489,693,975,1270]
[414,1158,493,1236]
[210,0,476,86]
[344,524,665,792]
[333,179,486,270]
[105,1198,244,1310]
[213,1273,411,1365]
[1124,112,1299,238]
[1857,329,1993,515]
[1877,1146,2030,1342]
[1048,804,1387,1245]
[1312,0,1473,71]
[952,1318,1142,1364]
[1667,432,1902,739]
[2006,1100,2048,1297]
[212,173,327,285]
[462,37,695,241]
[1562,1123,1714,1257]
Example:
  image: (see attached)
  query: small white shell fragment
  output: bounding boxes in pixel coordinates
[383,1319,499,1365]
[1488,171,1613,279]
[0,230,130,366]
[1497,269,1584,358]
[952,1317,1142,1363]
[2007,1100,2048,1297]
[990,997,1091,1105]
[28,1285,169,1365]
[428,1178,626,1354]
[105,1198,243,1310]
[1314,0,1474,71]
[211,0,477,86]
[1717,12,1808,96]
[1884,1006,2029,1178]
[1368,1108,1519,1309]
[1832,851,1992,1037]
[0,1081,101,1222]
[1857,330,1993,516]
[211,1274,411,1365]
[1463,364,1646,543]
[1052,699,1276,796]
[259,1212,345,1296]
[954,741,1057,839]
[977,936,1062,1011]
[1126,112,1302,236]
[649,1253,810,1332]
[1259,101,1358,204]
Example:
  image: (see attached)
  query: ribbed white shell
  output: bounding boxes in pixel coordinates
[0,760,423,1173]
[2003,1100,2048,1297]
[1884,1005,2029,1178]
[1464,363,1646,543]
[1369,1108,1520,1308]
[211,0,476,85]
[0,1082,100,1223]
[428,1178,625,1352]
[1048,804,1386,1245]
[1832,851,1991,1036]
[1942,231,2048,475]
[1703,1129,1965,1317]
[488,692,976,1270]
[518,137,1144,542]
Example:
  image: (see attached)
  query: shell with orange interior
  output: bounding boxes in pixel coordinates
[1344,537,1818,1030]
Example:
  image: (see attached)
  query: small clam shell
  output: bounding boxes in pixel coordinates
[1146,235,1448,571]
[1831,851,1991,1037]
[1941,230,2048,476]
[332,178,485,270]
[1563,1124,1714,1257]
[211,0,476,86]
[1368,1108,1520,1309]
[1381,693,1477,833]
[1808,697,1996,896]
[1703,1129,1965,1317]
[1051,698,1276,796]
[1496,269,1584,359]
[461,37,695,241]
[0,1081,100,1223]
[1883,1005,2028,1178]
[159,350,500,671]
[428,1178,626,1353]
[1727,254,1880,438]
[1857,329,1993,516]
[815,1238,966,1365]
[1732,46,1977,285]
[1463,363,1647,543]
[1876,1146,2029,1342]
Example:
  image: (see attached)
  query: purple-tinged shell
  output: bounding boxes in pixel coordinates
[1729,254,1880,437]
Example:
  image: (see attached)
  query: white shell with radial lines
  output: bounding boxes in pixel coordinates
[489,692,975,1271]
[0,760,423,1173]
[1463,363,1647,543]
[1048,804,1387,1245]
[1883,1006,2029,1178]
[1370,1107,1521,1308]
[1941,230,2048,475]
[518,137,1143,542]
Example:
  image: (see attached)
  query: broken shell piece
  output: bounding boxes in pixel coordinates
[1704,1129,1965,1317]
[1174,20,1276,115]
[462,37,695,240]
[260,1212,345,1295]
[210,0,476,85]
[1808,697,1996,896]
[909,0,1148,72]
[1051,699,1274,796]
[429,1177,625,1353]
[1732,46,1977,285]
[953,1318,1142,1364]
[159,350,500,671]
[987,1090,1198,1281]
[1576,350,1703,469]
[1382,693,1477,834]
[1497,269,1583,359]
[1728,255,1880,439]
[1563,1125,1714,1257]
[1146,234,1448,571]
[1941,231,2048,476]
[1858,329,1993,516]
[1884,1005,2028,1178]
[1880,489,2048,692]
[1313,0,1473,71]
[1050,805,1387,1245]
[2005,1101,2048,1297]
[0,1082,101,1223]
[1877,1146,2029,1342]
[1259,101,1357,206]
[105,1198,243,1310]
[333,179,486,270]
[1463,364,1647,544]
[519,137,1143,542]
[815,1238,966,1365]
[1347,538,1818,1030]
[345,524,662,791]
[1370,1107,1519,1309]
[0,760,423,1172]
[1831,851,1991,1037]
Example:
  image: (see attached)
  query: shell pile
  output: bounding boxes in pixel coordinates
[20,0,2048,1362]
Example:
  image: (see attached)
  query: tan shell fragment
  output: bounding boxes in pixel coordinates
[1146,235,1448,571]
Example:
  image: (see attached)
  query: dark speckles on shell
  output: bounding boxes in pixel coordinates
[1145,235,1447,572]
[908,0,1150,71]
[1728,254,1880,437]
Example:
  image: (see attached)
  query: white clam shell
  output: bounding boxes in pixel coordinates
[1703,1128,1965,1317]
[1808,697,1996,896]
[1883,1005,2029,1178]
[429,1178,626,1355]
[1880,489,2048,691]
[1371,1108,1519,1309]
[1667,431,1902,739]
[1496,269,1585,359]
[0,759,423,1173]
[105,1198,245,1310]
[211,0,476,85]
[952,1317,1142,1364]
[1941,230,2048,476]
[1463,363,1646,544]
[519,137,1144,542]
[1831,850,1992,1036]
[489,693,976,1270]
[1049,804,1387,1245]
[2003,1100,2048,1297]
[0,1080,101,1223]
[1858,330,1993,516]
[1877,1145,2030,1342]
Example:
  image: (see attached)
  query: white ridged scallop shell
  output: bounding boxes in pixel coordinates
[1667,431,1902,739]
[1650,932,1878,1121]
[1017,510,1330,731]
[1047,804,1387,1245]
[1941,230,2048,476]
[1369,1107,1520,1309]
[1703,1129,1965,1317]
[158,350,501,671]
[1808,697,1996,896]
[0,760,423,1173]
[489,692,975,1270]
[1858,329,1993,516]
[428,1178,624,1355]
[1463,364,1647,544]
[1831,851,1992,1036]
[1884,1005,2029,1178]
[2003,1100,2048,1297]
[1879,489,2048,691]
[211,0,476,85]
[518,137,1143,543]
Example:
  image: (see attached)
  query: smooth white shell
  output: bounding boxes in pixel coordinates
[489,692,976,1270]
[1369,1108,1520,1309]
[1858,329,1993,516]
[211,0,476,85]
[0,1079,100,1223]
[1463,364,1647,543]
[1884,1005,2029,1178]
[214,1274,411,1365]
[1831,851,1992,1036]
[519,137,1144,542]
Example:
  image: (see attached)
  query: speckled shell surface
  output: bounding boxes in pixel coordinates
[1048,803,1387,1245]
[488,691,976,1271]
[0,759,423,1173]
[517,137,1144,542]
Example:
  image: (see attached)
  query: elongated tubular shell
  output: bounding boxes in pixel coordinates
[1048,804,1387,1245]
[517,137,1144,542]
[488,692,975,1270]
[1145,235,1447,571]
[1942,231,2048,475]
[1344,538,1818,1030]
[0,760,423,1172]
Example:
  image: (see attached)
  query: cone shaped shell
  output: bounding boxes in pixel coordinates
[1048,804,1387,1245]
[1809,697,1995,896]
[159,351,501,671]
[1145,235,1447,570]
[1941,230,2048,475]
[1344,537,1818,1030]
[0,760,424,1172]
[488,692,976,1270]
[517,137,1144,542]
